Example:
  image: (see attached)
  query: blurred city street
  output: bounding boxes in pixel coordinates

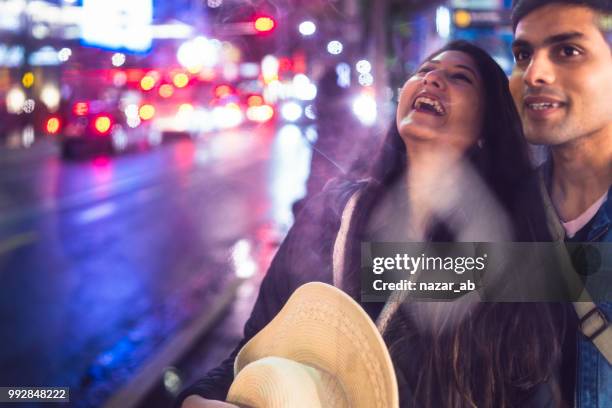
[0,0,517,406]
[0,124,312,407]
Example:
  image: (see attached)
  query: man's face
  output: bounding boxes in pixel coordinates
[509,4,612,146]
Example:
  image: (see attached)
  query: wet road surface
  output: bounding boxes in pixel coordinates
[0,123,313,407]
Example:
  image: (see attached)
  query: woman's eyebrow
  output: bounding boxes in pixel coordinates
[420,60,437,67]
[423,59,439,66]
[455,64,477,79]
[423,60,477,81]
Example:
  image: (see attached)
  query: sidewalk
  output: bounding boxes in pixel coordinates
[119,224,282,408]
[103,276,245,408]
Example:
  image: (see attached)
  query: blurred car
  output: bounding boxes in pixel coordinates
[46,98,161,159]
[234,80,276,126]
[145,74,275,138]
[147,78,262,139]
[146,77,217,140]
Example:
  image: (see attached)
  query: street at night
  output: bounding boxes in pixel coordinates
[0,125,312,406]
[3,0,601,407]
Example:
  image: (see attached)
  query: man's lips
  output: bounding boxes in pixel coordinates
[523,96,566,114]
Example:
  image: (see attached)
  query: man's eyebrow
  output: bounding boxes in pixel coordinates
[511,39,530,49]
[512,31,585,48]
[543,31,585,45]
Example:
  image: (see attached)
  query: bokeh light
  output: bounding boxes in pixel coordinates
[159,84,174,98]
[254,17,275,33]
[58,47,72,62]
[139,104,156,121]
[22,72,34,88]
[94,116,112,133]
[140,75,156,91]
[46,117,61,134]
[298,21,316,36]
[326,40,343,55]
[356,60,372,74]
[172,73,189,88]
[111,53,126,67]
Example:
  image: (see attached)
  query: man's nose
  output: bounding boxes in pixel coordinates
[423,70,446,90]
[523,53,555,87]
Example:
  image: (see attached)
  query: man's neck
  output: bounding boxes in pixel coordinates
[550,129,612,221]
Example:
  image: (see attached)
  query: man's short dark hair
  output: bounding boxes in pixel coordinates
[511,0,612,31]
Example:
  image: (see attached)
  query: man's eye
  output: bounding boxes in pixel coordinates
[514,50,531,62]
[417,66,432,74]
[559,45,581,57]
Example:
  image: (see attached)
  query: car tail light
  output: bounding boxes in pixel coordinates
[247,105,274,123]
[254,16,275,33]
[214,85,233,98]
[139,104,155,120]
[159,84,174,98]
[45,116,61,134]
[94,115,112,134]
[178,103,194,114]
[73,102,89,116]
[247,95,264,107]
[172,73,189,88]
[213,103,244,129]
[140,75,156,91]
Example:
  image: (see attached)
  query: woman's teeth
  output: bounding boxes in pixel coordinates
[414,96,445,115]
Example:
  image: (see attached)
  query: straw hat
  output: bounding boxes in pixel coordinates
[226,282,399,408]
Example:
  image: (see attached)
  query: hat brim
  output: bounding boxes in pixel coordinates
[227,355,348,408]
[230,282,399,408]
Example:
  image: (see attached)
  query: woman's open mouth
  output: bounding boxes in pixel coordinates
[412,94,446,116]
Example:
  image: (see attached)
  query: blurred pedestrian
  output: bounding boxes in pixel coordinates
[292,67,371,216]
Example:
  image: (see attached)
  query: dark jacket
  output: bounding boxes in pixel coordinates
[175,179,363,405]
[176,176,610,407]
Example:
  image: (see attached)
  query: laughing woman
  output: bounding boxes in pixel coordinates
[179,41,572,408]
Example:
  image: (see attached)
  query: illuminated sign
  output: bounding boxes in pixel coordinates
[453,9,510,28]
[81,0,153,52]
[29,46,60,66]
[451,0,502,9]
[0,45,24,67]
[0,0,24,32]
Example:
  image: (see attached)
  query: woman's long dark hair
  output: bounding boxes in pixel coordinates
[342,41,567,407]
